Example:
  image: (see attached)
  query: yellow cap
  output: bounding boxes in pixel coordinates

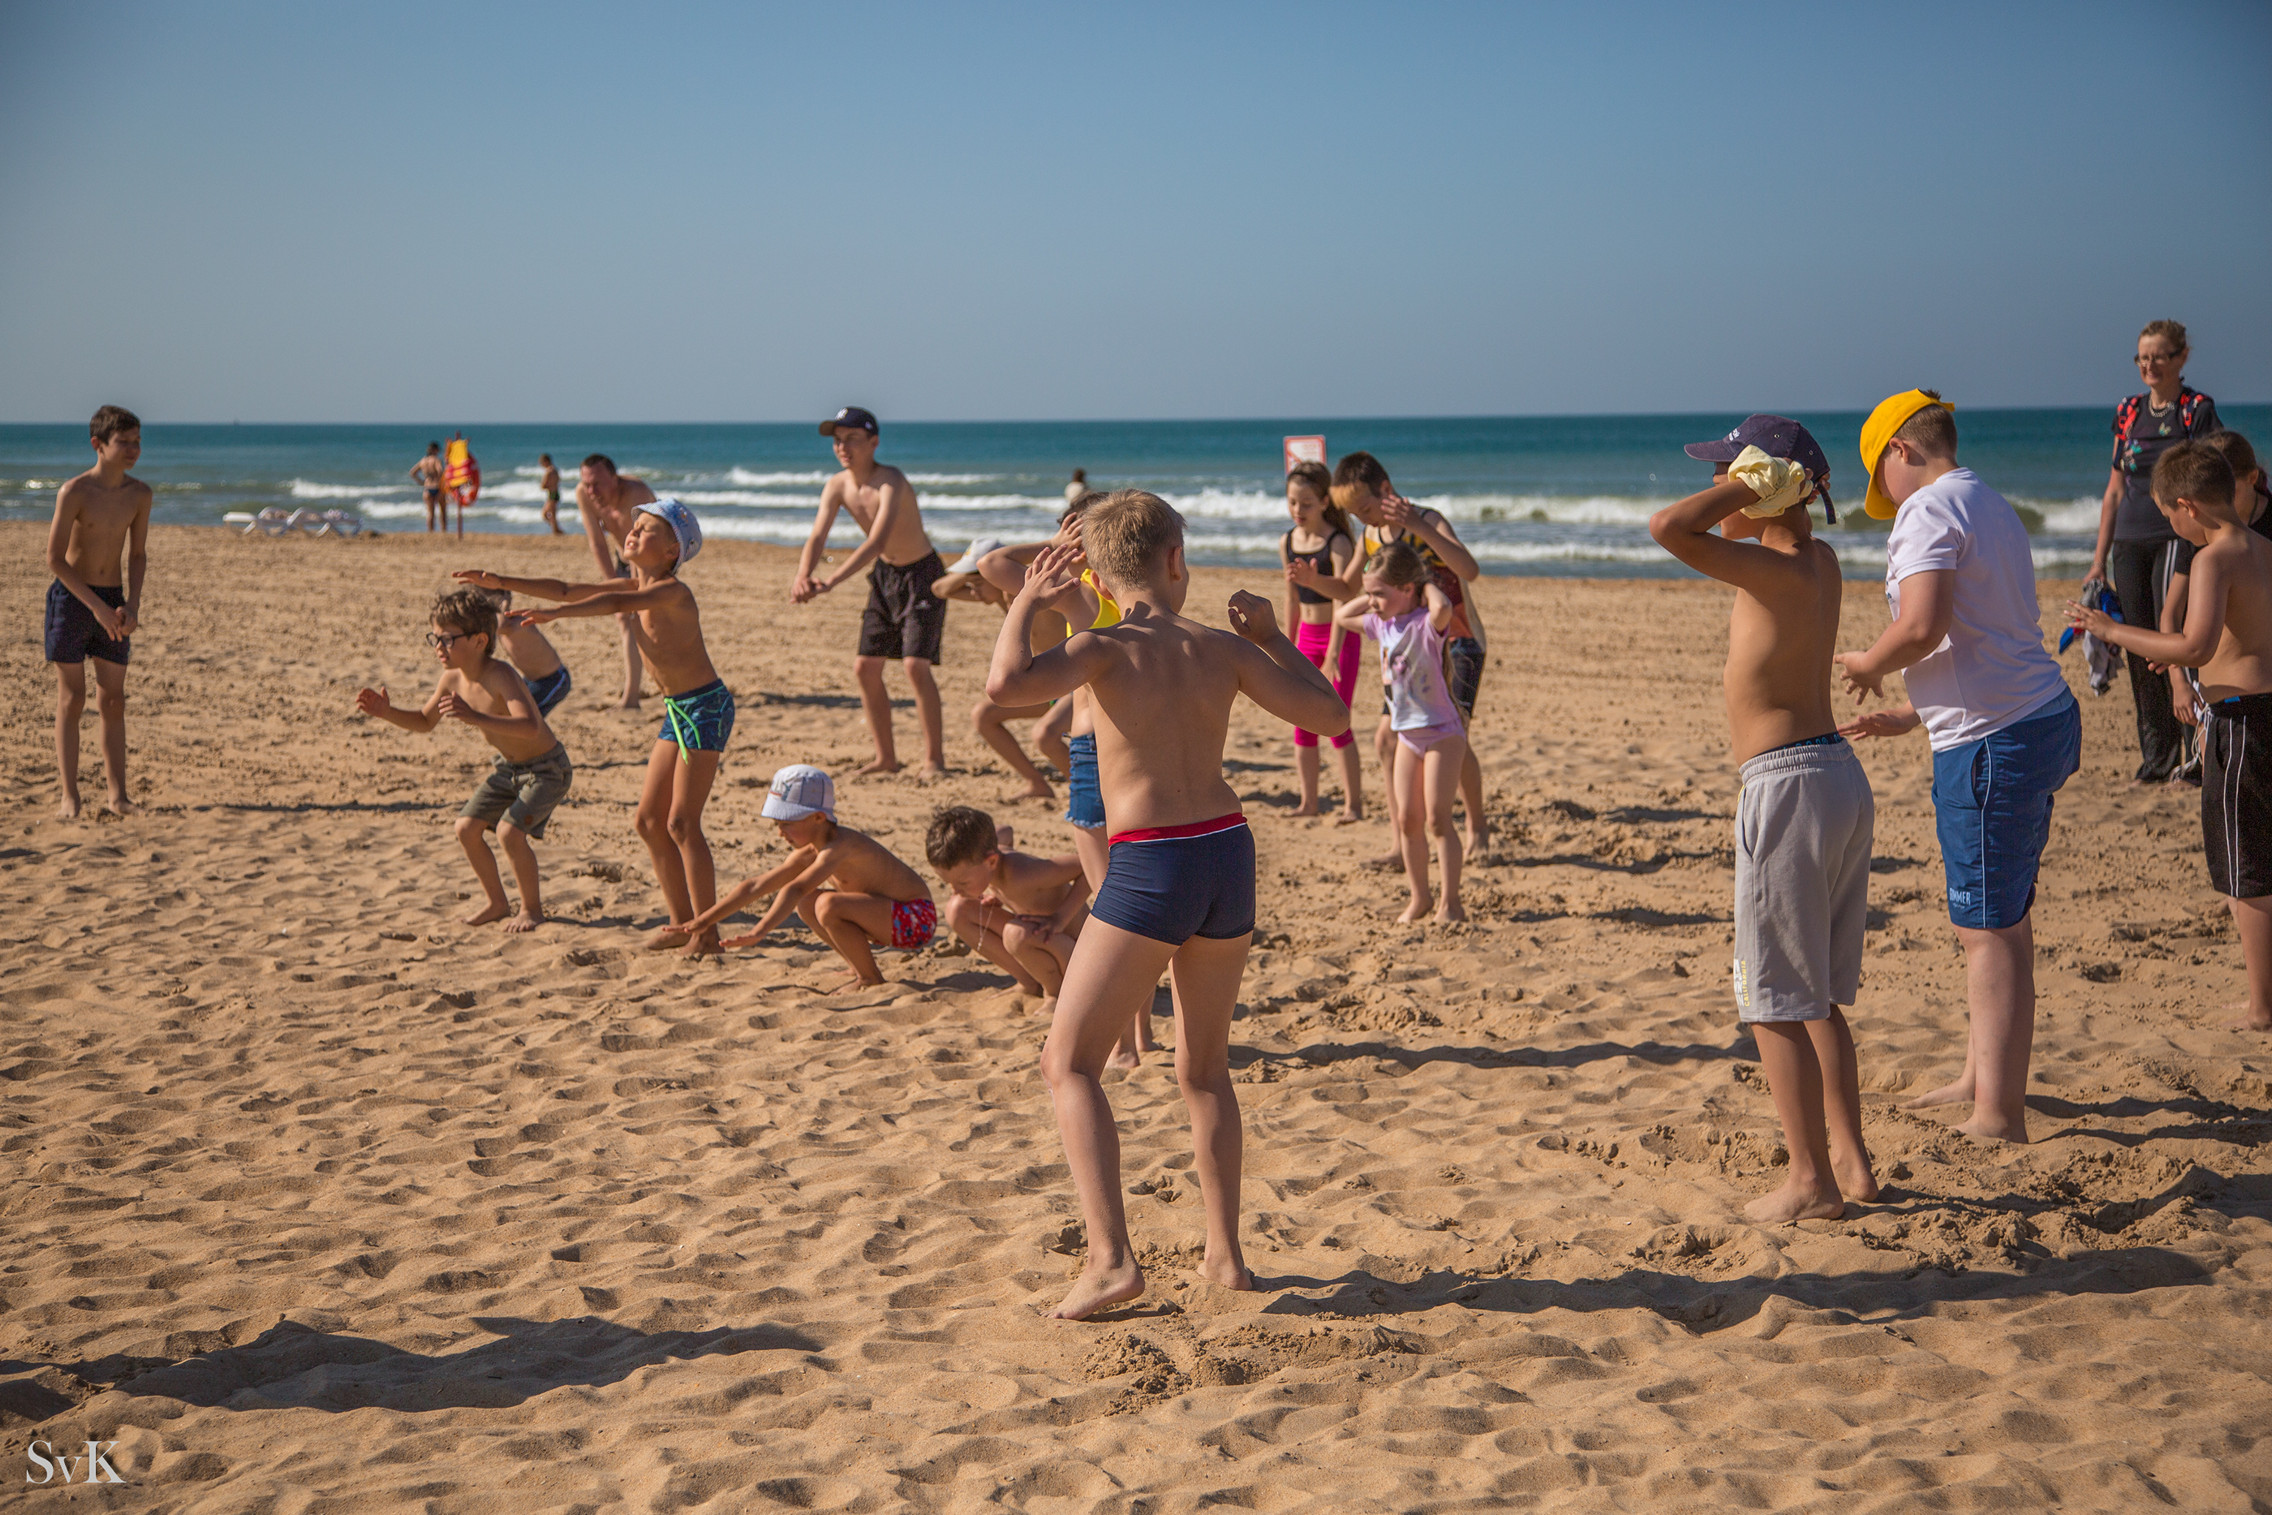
[1859,389,1955,520]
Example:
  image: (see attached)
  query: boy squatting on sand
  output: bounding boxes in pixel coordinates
[355,589,572,932]
[1649,416,1879,1222]
[660,765,937,989]
[2069,440,2272,1031]
[985,491,1348,1320]
[456,499,735,957]
[927,804,1091,1014]
[46,405,152,820]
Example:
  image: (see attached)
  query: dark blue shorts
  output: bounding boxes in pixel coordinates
[45,580,130,666]
[1065,732,1105,830]
[1090,817,1255,945]
[659,679,735,753]
[1932,693,2081,930]
[525,665,572,715]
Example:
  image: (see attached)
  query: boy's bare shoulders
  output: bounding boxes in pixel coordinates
[61,469,153,512]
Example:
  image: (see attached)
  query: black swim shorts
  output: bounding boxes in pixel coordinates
[2204,691,2272,900]
[858,551,947,663]
[45,580,130,666]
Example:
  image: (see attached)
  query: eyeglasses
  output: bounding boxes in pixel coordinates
[2136,351,2181,367]
[425,631,471,649]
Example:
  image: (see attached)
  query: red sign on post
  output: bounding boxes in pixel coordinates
[1283,435,1325,474]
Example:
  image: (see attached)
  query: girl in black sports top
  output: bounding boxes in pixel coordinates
[1278,460,1364,820]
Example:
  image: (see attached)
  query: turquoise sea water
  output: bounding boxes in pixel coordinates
[7,409,2265,579]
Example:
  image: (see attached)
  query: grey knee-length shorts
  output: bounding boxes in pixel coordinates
[1732,739,1875,1023]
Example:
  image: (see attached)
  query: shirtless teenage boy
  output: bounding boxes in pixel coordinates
[792,407,947,776]
[1650,416,1878,1222]
[47,405,152,820]
[986,491,1347,1320]
[663,765,938,989]
[576,453,658,709]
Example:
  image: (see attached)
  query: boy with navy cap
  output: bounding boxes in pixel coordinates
[793,406,951,778]
[457,497,738,958]
[1650,415,1880,1223]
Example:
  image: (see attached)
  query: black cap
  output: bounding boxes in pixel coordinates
[1683,414,1836,523]
[820,406,879,437]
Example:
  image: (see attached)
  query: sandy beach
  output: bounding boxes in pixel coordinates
[3,520,2268,1511]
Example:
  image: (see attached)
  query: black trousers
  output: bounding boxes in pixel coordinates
[2107,538,2185,781]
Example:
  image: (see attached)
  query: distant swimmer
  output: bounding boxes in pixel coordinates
[793,406,948,777]
[1065,468,1088,506]
[46,405,152,820]
[412,442,445,532]
[575,453,659,710]
[539,453,564,535]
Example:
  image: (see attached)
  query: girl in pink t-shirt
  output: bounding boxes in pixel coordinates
[1336,541,1465,921]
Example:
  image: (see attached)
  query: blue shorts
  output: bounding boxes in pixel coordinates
[525,665,572,715]
[1090,816,1255,945]
[1931,692,2081,930]
[45,580,130,666]
[660,679,735,754]
[1065,732,1105,830]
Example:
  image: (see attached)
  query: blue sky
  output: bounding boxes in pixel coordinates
[4,1,2268,423]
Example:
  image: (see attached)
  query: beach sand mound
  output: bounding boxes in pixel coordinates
[1,524,2267,1511]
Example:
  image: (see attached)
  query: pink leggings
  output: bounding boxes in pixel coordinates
[1293,618,1359,749]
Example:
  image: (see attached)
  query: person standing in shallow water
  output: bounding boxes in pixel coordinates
[2088,320,2222,783]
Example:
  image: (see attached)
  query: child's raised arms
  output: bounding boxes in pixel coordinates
[452,567,657,610]
[1647,476,1827,599]
[1222,590,1351,735]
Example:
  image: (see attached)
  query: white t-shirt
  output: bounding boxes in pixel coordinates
[1883,467,2071,750]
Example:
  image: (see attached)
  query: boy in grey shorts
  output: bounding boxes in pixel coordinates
[1650,416,1879,1223]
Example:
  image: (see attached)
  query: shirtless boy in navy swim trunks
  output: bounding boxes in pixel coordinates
[661,764,937,990]
[46,405,152,820]
[985,491,1348,1320]
[458,498,733,957]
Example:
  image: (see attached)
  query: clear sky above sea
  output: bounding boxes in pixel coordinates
[3,1,2268,425]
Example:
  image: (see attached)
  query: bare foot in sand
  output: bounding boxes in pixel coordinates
[643,924,689,952]
[463,899,513,926]
[680,929,721,959]
[1956,1114,2030,1144]
[2224,1014,2272,1031]
[1465,825,1488,855]
[1333,809,1365,826]
[1833,1151,1881,1202]
[1291,801,1321,818]
[1745,1181,1846,1224]
[1903,1075,1974,1110]
[856,757,902,777]
[1369,849,1404,870]
[101,797,139,818]
[1004,782,1053,805]
[504,911,543,934]
[1397,899,1432,924]
[613,696,641,712]
[57,795,81,821]
[1045,1260,1145,1320]
[1034,995,1058,1019]
[1195,1255,1255,1292]
[1106,1043,1141,1072]
[1436,902,1467,924]
[919,764,949,781]
[820,971,885,994]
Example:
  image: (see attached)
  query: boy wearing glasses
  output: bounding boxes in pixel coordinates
[355,588,572,933]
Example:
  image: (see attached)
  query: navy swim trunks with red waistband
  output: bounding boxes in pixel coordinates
[1090,813,1255,945]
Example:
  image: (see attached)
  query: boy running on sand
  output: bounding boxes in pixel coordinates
[927,804,1091,1012]
[986,491,1348,1320]
[2069,440,2272,1030]
[1331,452,1491,855]
[355,589,571,932]
[456,499,732,956]
[792,407,948,777]
[1335,542,1468,922]
[47,405,152,820]
[1650,416,1879,1221]
[661,765,937,989]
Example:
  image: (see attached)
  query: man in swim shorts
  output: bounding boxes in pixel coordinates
[576,453,659,710]
[792,407,949,777]
[985,490,1347,1320]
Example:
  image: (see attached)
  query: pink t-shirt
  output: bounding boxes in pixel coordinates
[1364,607,1462,733]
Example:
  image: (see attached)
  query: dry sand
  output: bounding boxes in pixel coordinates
[2,521,2268,1512]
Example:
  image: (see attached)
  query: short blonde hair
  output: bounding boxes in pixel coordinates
[1082,490,1184,588]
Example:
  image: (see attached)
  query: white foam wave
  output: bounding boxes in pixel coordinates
[289,478,413,500]
[726,468,832,487]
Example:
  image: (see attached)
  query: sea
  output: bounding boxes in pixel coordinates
[7,408,2265,579]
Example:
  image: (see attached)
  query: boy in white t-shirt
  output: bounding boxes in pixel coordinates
[1834,390,2081,1145]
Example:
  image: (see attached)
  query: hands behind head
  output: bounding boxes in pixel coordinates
[1838,707,1920,740]
[1020,539,1085,606]
[1833,652,1885,702]
[1226,589,1278,644]
[353,685,390,717]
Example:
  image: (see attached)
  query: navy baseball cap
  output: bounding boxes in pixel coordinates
[820,406,879,437]
[1684,414,1837,523]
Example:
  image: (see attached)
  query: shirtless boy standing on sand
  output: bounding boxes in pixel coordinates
[792,407,948,777]
[1650,416,1878,1222]
[47,405,152,820]
[986,491,1347,1320]
[576,453,658,710]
